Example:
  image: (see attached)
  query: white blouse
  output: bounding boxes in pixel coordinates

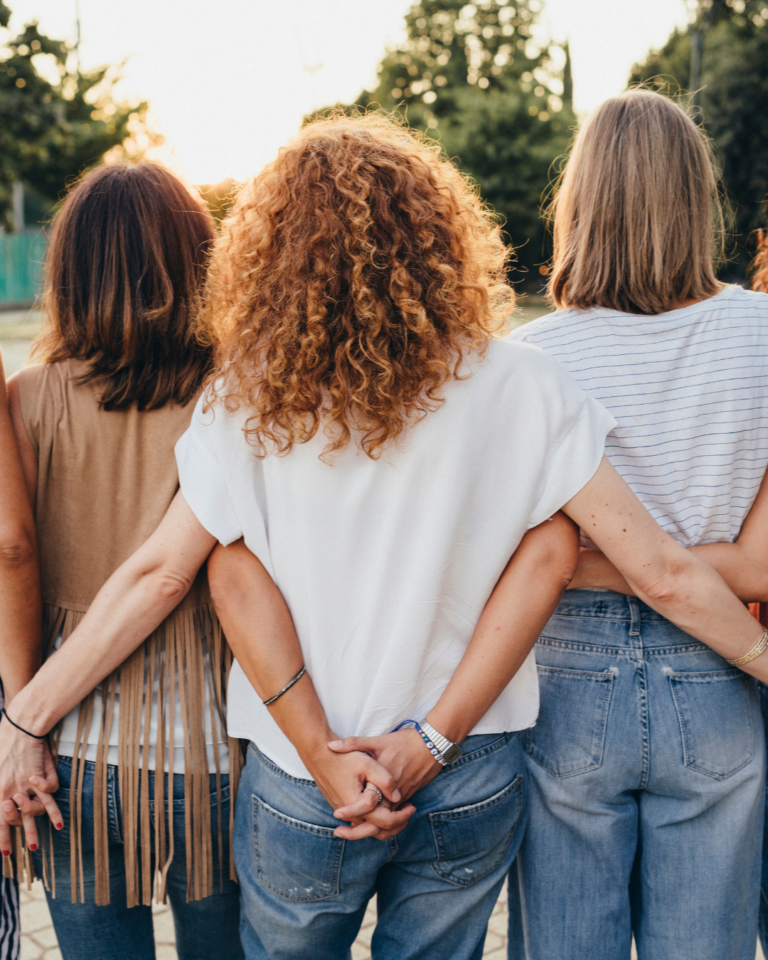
[176,338,615,779]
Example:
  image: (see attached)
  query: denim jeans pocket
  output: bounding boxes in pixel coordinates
[525,665,615,778]
[668,668,754,780]
[251,795,344,902]
[429,774,523,887]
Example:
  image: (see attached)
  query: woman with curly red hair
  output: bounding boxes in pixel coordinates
[4,114,768,960]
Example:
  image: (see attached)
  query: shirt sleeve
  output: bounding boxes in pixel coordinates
[526,353,617,528]
[175,395,244,546]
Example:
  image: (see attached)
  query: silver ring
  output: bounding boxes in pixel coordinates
[363,782,383,805]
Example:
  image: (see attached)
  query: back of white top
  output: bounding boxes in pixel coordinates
[176,339,615,778]
[512,286,768,546]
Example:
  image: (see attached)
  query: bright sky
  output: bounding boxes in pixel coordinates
[6,0,690,184]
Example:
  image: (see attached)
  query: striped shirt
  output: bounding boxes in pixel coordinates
[510,285,768,547]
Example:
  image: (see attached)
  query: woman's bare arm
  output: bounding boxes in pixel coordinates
[570,462,768,603]
[562,457,768,676]
[0,361,41,702]
[207,541,414,842]
[329,512,579,811]
[208,513,579,831]
[0,491,215,852]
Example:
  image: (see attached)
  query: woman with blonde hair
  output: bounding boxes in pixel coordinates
[0,163,243,960]
[3,114,768,960]
[508,89,768,960]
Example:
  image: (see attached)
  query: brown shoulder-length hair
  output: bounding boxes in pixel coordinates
[33,162,216,410]
[201,112,513,459]
[547,89,724,315]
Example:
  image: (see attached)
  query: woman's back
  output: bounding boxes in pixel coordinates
[17,358,205,609]
[513,285,768,546]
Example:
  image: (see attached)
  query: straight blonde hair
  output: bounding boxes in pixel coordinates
[548,89,723,315]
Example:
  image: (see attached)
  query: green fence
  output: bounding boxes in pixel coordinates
[0,231,46,306]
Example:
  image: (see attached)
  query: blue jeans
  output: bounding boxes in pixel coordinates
[758,685,768,953]
[235,734,525,960]
[31,756,244,960]
[508,590,764,960]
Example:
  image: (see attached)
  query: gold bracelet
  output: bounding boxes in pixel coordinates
[727,627,768,667]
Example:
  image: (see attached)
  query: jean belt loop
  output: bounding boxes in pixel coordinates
[626,595,642,637]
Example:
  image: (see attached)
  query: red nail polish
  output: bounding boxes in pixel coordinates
[28,844,37,851]
[56,823,63,830]
[1,850,9,857]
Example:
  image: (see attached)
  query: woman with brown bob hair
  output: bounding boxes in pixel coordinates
[0,162,244,960]
[509,89,768,960]
[3,115,768,960]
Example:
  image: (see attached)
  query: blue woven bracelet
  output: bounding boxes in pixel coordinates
[392,719,447,766]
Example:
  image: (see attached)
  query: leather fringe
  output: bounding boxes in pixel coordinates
[36,601,242,908]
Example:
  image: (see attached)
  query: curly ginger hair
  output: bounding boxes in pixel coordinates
[201,113,514,459]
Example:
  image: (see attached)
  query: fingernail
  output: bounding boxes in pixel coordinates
[56,823,63,830]
[2,803,13,812]
[392,789,401,802]
[28,844,37,851]
[1,850,9,857]
[328,740,341,748]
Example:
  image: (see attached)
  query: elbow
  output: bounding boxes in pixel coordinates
[632,557,691,610]
[0,528,37,572]
[151,569,194,608]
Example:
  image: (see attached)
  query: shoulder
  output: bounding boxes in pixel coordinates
[721,284,768,312]
[509,305,596,347]
[477,337,589,413]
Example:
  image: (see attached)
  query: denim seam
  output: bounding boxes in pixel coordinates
[429,774,522,824]
[440,733,515,773]
[636,650,651,789]
[537,638,713,657]
[428,775,523,887]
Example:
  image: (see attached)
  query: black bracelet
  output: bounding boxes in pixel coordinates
[1,708,46,740]
[262,666,306,707]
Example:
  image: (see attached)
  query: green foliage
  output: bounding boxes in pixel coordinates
[630,0,768,275]
[312,0,575,290]
[0,6,153,231]
[197,179,239,224]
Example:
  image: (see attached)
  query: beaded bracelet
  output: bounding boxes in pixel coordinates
[391,719,447,766]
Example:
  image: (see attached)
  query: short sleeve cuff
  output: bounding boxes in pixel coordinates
[528,394,616,528]
[175,427,243,546]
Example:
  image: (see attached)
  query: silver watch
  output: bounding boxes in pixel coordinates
[420,720,462,765]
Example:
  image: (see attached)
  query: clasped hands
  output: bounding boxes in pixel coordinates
[311,726,443,841]
[0,718,63,856]
[0,725,438,851]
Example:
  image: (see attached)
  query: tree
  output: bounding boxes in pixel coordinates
[0,3,154,231]
[630,0,768,276]
[314,1,575,289]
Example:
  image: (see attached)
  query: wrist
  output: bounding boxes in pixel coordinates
[6,686,57,738]
[425,708,470,746]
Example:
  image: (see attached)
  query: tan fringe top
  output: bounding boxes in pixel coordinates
[6,359,241,907]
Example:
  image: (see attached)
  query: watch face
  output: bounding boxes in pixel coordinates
[443,743,462,764]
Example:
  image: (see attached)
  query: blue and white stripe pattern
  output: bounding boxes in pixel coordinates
[511,286,768,546]
[0,873,19,960]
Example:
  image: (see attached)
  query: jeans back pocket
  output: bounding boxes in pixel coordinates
[525,665,616,778]
[252,795,344,902]
[429,774,523,887]
[668,669,755,780]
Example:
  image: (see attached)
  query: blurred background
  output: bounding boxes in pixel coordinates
[1,0,767,369]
